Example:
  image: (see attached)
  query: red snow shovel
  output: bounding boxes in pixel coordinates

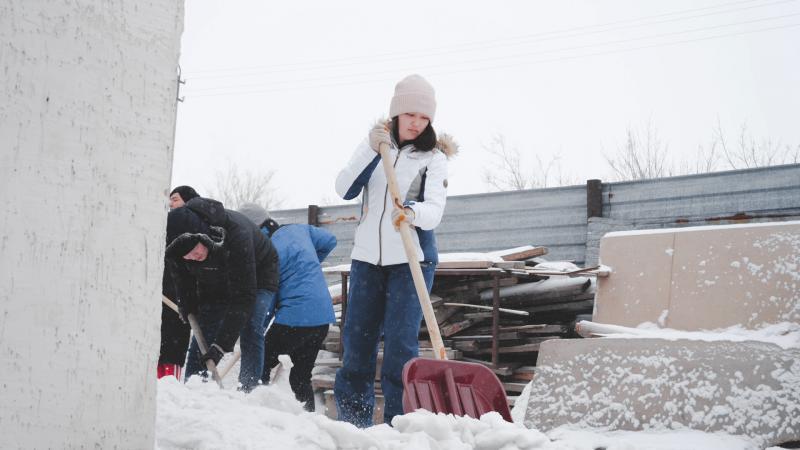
[377,142,512,422]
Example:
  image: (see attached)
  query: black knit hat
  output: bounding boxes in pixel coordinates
[169,185,200,203]
[166,207,209,245]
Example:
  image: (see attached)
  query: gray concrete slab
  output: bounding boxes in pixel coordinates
[524,338,800,447]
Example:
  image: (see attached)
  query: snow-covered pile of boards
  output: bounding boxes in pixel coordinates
[313,245,606,423]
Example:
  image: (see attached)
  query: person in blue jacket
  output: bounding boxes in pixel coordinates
[238,203,336,412]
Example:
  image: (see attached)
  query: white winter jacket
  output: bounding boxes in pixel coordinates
[335,134,457,266]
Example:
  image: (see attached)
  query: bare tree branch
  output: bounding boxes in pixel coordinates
[482,133,576,191]
[715,119,795,169]
[206,160,281,211]
[677,139,719,175]
[605,120,672,181]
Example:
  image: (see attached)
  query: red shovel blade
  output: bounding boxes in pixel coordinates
[402,358,513,422]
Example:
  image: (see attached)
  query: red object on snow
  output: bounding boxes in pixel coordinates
[402,358,512,422]
[157,363,182,380]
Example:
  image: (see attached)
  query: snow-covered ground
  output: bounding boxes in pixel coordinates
[155,301,800,449]
[156,376,766,450]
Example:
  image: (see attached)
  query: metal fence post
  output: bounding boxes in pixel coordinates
[586,179,603,219]
[308,204,320,226]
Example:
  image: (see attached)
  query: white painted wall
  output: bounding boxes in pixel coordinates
[0,1,184,447]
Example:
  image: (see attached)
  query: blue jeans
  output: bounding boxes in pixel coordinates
[239,289,277,390]
[184,289,277,391]
[334,259,436,427]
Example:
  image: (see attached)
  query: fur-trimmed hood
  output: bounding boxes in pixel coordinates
[435,133,458,159]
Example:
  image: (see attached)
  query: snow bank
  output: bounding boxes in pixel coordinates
[156,378,760,449]
[604,220,800,238]
[594,321,800,350]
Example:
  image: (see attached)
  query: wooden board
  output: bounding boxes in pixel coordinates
[525,265,601,277]
[313,358,343,367]
[434,305,459,325]
[443,302,529,316]
[472,337,559,355]
[522,299,594,314]
[503,382,530,393]
[458,356,519,376]
[311,376,335,390]
[449,332,520,341]
[492,261,526,269]
[462,312,494,320]
[511,366,536,381]
[491,246,548,261]
[479,277,592,303]
[437,260,494,269]
[468,277,519,290]
[440,318,481,337]
[435,268,506,276]
[500,324,568,334]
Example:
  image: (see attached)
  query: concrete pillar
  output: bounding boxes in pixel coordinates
[0,1,184,447]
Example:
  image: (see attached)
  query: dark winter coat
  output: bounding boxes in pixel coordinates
[159,265,190,365]
[165,197,279,352]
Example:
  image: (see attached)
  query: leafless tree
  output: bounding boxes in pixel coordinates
[608,119,798,180]
[604,120,672,181]
[478,120,797,191]
[714,119,800,169]
[206,160,282,211]
[482,134,576,191]
[677,139,720,175]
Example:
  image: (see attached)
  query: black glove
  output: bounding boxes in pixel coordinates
[200,343,225,366]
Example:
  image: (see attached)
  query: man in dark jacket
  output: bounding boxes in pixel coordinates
[158,186,201,379]
[165,197,279,391]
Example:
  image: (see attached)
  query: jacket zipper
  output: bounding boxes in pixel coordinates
[377,147,403,265]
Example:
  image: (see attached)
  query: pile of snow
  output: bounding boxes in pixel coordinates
[438,252,505,263]
[604,321,800,350]
[527,261,580,272]
[156,378,763,449]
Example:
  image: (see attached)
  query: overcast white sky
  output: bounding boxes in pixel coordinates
[172,0,800,210]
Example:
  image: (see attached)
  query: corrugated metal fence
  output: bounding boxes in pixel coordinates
[270,163,800,267]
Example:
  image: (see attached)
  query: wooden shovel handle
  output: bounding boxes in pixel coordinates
[161,295,224,386]
[378,142,447,360]
[187,313,225,387]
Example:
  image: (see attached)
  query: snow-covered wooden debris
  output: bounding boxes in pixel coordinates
[315,244,603,423]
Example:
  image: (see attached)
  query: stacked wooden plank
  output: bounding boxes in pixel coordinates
[314,245,602,422]
[423,250,596,382]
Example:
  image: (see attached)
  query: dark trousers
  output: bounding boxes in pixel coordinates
[334,259,436,427]
[184,290,275,391]
[159,303,190,366]
[262,323,329,411]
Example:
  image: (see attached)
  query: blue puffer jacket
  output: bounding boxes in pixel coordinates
[261,224,336,327]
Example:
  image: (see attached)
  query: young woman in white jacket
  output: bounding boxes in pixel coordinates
[333,74,457,427]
